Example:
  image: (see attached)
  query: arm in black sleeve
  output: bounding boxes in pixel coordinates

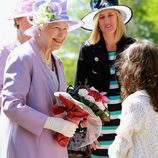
[74,41,89,87]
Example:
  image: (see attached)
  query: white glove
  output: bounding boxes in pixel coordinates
[44,117,77,137]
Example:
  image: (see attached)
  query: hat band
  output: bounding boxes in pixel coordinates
[92,1,114,11]
[50,14,69,21]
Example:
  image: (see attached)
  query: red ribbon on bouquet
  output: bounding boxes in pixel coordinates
[52,94,89,147]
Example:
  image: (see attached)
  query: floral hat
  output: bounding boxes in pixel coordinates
[25,0,84,36]
[81,0,133,31]
[9,0,35,19]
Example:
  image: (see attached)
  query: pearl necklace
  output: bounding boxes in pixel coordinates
[40,51,59,90]
[45,54,52,69]
[40,52,53,69]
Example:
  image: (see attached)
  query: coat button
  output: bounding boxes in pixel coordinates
[94,57,99,61]
[59,60,62,65]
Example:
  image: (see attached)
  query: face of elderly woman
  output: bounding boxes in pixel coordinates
[40,21,68,51]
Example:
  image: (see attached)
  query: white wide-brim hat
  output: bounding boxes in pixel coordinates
[82,4,133,31]
[25,0,84,36]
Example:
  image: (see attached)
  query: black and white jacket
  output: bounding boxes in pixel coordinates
[75,36,135,92]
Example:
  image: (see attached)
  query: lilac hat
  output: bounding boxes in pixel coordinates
[25,0,84,36]
[10,0,35,19]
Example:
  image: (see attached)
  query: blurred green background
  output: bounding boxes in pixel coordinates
[56,0,158,85]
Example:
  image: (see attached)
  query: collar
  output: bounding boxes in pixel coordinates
[135,90,149,97]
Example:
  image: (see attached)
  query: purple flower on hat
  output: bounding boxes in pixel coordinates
[49,2,62,16]
[31,0,67,26]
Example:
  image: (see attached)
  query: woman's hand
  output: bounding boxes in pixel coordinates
[80,119,87,128]
[44,117,78,137]
[90,133,103,150]
[90,139,101,150]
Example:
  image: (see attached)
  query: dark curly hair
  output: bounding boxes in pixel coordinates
[115,40,158,111]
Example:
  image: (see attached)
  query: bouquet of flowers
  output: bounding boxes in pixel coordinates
[52,91,102,147]
[67,85,110,123]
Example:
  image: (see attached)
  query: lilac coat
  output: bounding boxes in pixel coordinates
[0,42,18,107]
[0,39,68,158]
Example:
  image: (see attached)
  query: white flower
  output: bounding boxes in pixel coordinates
[96,102,105,110]
[103,102,108,108]
[90,86,99,92]
[84,95,95,103]
[78,89,89,97]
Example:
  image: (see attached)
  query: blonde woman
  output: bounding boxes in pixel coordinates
[71,0,135,157]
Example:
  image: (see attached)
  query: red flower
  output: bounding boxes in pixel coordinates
[67,85,110,123]
[52,94,89,147]
[88,90,103,102]
[88,89,109,107]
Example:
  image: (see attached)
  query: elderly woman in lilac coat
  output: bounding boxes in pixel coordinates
[0,0,83,158]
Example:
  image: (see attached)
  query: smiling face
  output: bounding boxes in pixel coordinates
[39,21,68,52]
[98,9,118,36]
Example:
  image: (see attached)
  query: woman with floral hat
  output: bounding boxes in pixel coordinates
[71,0,135,157]
[0,0,83,158]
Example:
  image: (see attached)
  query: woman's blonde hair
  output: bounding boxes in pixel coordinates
[88,9,126,44]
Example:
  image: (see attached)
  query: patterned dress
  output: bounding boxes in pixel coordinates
[73,37,135,158]
[91,51,121,158]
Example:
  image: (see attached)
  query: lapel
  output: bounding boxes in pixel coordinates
[52,53,67,92]
[29,39,67,93]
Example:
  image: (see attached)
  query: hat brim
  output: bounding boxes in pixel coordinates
[8,13,29,20]
[24,19,84,36]
[81,5,133,31]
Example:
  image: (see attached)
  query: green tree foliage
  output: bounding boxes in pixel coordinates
[56,0,90,85]
[121,0,158,42]
[56,0,158,85]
